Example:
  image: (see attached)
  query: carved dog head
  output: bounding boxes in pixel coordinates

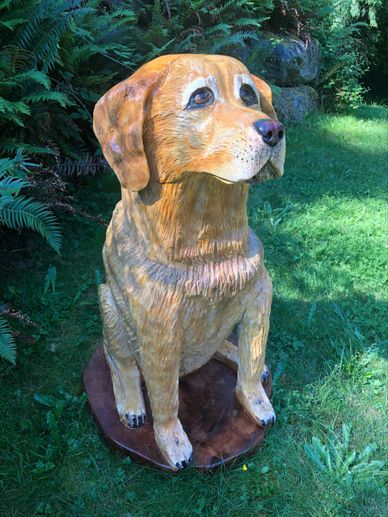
[93,54,285,191]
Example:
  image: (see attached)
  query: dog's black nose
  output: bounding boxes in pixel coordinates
[253,119,284,147]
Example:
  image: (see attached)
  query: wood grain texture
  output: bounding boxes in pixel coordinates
[84,342,272,471]
[92,54,285,470]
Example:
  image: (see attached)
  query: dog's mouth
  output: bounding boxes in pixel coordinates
[215,160,282,185]
[210,159,282,186]
[247,159,283,184]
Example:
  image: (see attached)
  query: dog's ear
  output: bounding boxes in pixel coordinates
[251,74,277,120]
[93,71,159,191]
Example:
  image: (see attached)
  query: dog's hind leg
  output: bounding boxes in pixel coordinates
[99,283,146,428]
[236,268,275,427]
[214,339,270,383]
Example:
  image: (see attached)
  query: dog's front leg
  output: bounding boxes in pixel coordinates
[236,268,276,427]
[99,284,147,428]
[139,325,193,470]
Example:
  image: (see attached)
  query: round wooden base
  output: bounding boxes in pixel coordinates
[84,342,272,471]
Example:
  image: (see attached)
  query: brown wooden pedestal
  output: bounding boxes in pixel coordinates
[84,340,272,471]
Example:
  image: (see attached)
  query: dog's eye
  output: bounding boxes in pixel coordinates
[240,84,259,107]
[187,87,214,109]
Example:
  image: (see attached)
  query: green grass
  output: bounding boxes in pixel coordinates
[1,105,387,516]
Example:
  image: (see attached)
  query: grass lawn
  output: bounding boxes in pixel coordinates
[0,105,387,516]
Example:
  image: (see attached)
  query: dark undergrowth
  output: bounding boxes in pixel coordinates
[0,105,387,516]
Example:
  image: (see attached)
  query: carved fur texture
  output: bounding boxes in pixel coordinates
[93,54,285,470]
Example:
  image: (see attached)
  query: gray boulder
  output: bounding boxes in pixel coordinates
[249,33,321,87]
[273,85,319,123]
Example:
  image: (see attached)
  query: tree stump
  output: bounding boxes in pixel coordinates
[84,341,272,471]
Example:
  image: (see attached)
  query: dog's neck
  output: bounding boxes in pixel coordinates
[122,174,250,264]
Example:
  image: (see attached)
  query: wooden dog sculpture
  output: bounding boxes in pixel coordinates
[93,54,285,470]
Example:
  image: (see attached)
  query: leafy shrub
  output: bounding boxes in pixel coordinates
[268,0,384,108]
[304,423,386,489]
[0,316,16,364]
[0,150,62,251]
[0,150,62,363]
[143,0,271,54]
[0,0,270,162]
[363,3,388,102]
[0,0,137,159]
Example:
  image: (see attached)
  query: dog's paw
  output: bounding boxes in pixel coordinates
[124,411,147,429]
[261,364,270,384]
[154,419,193,470]
[117,401,147,429]
[236,383,276,428]
[115,389,147,429]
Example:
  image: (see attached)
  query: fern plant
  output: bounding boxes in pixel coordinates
[0,316,16,364]
[0,0,138,159]
[0,150,62,364]
[136,0,270,56]
[0,150,62,252]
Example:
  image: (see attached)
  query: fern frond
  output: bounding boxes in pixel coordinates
[113,8,136,19]
[234,17,268,28]
[0,150,38,178]
[209,0,245,17]
[0,317,16,364]
[209,31,259,53]
[22,91,71,108]
[204,23,232,36]
[14,70,51,89]
[0,175,29,196]
[0,0,14,8]
[57,154,108,177]
[14,0,66,48]
[0,97,30,116]
[0,195,62,252]
[0,17,27,31]
[0,46,35,76]
[0,154,21,176]
[0,139,55,155]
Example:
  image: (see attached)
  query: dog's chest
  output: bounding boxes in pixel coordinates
[108,203,264,303]
[177,285,250,375]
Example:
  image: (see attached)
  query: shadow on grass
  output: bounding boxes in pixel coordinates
[248,105,388,383]
[347,104,388,121]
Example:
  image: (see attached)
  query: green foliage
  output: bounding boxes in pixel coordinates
[1,0,383,165]
[304,423,386,487]
[0,0,277,161]
[0,151,62,253]
[0,151,62,363]
[0,0,138,159]
[44,265,57,294]
[362,3,388,102]
[0,316,16,364]
[269,0,384,108]
[129,0,270,60]
[0,197,62,252]
[31,389,88,475]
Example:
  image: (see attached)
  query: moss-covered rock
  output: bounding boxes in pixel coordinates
[273,85,319,123]
[261,33,321,87]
